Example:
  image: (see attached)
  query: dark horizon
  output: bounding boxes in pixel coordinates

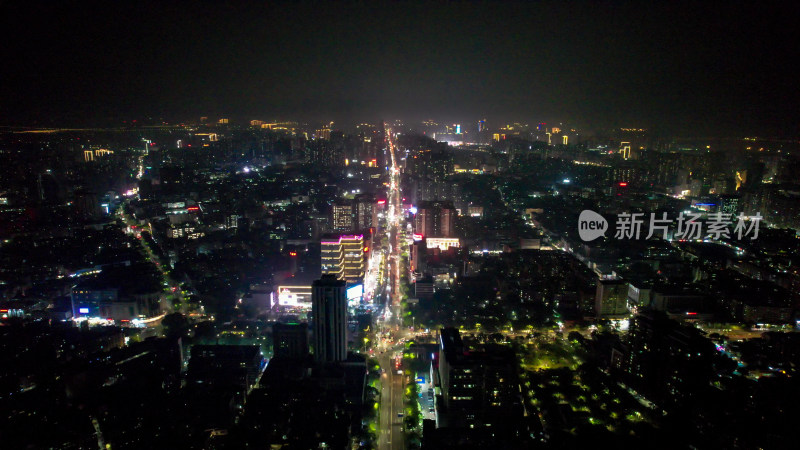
[1,1,799,137]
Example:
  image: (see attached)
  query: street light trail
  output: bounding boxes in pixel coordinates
[377,127,408,450]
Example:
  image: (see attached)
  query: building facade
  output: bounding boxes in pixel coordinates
[313,275,348,363]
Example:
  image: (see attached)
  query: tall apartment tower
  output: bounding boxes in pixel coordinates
[414,200,456,238]
[354,193,377,231]
[595,279,629,318]
[312,275,348,362]
[332,200,354,232]
[332,195,376,233]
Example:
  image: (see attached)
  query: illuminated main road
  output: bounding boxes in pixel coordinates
[118,207,186,315]
[377,127,408,450]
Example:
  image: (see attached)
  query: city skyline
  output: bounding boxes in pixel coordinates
[3,1,800,449]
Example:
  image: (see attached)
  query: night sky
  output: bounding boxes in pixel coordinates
[1,0,798,136]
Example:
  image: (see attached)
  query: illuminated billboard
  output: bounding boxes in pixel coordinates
[346,284,364,301]
[276,286,312,308]
[426,237,460,251]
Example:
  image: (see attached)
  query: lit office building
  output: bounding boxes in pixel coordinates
[414,200,456,238]
[354,193,377,231]
[332,201,354,232]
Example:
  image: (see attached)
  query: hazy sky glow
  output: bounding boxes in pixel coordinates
[1,0,798,135]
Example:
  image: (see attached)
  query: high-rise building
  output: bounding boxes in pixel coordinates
[225,214,240,230]
[187,345,263,392]
[354,193,377,231]
[159,166,184,194]
[315,128,331,140]
[437,328,522,430]
[312,275,347,362]
[332,201,354,232]
[321,234,366,283]
[73,190,101,220]
[414,200,456,238]
[307,138,344,167]
[718,194,741,215]
[625,311,715,406]
[620,142,632,160]
[595,279,629,318]
[273,323,309,359]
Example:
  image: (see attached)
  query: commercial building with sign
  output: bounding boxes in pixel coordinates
[321,234,366,283]
[275,285,313,308]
